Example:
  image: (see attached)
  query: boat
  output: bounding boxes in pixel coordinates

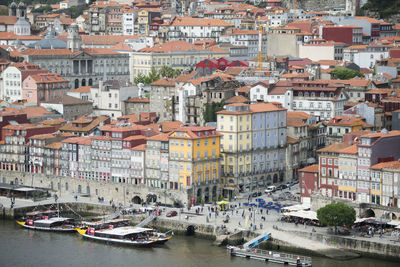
[16,217,77,232]
[76,226,173,246]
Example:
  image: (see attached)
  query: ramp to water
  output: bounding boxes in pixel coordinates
[243,232,271,249]
[103,210,121,221]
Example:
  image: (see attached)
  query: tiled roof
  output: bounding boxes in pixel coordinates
[151,78,175,87]
[30,73,67,83]
[45,142,62,149]
[60,116,109,133]
[371,161,400,170]
[71,86,91,93]
[287,136,300,144]
[235,86,250,93]
[287,111,312,119]
[132,144,146,151]
[139,40,204,53]
[317,142,350,153]
[146,133,169,142]
[171,16,231,27]
[327,115,364,126]
[40,118,67,125]
[226,95,249,104]
[42,95,92,106]
[299,164,319,173]
[20,106,53,119]
[339,144,358,154]
[62,136,92,145]
[0,16,17,25]
[125,97,150,103]
[170,126,221,140]
[158,121,183,132]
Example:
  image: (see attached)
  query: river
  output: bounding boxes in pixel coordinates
[0,220,398,267]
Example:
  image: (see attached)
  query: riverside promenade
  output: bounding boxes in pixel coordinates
[2,188,400,261]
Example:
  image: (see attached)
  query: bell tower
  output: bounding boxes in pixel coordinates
[67,23,82,52]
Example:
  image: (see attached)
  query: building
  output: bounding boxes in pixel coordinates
[145,133,169,189]
[21,24,130,89]
[291,80,349,121]
[168,126,221,204]
[167,16,232,43]
[22,73,70,104]
[149,78,177,122]
[124,97,150,117]
[40,95,93,121]
[59,115,110,136]
[299,164,319,204]
[217,102,287,198]
[129,40,229,81]
[326,115,368,145]
[0,110,29,140]
[370,161,400,208]
[322,25,363,45]
[337,144,358,202]
[1,62,47,102]
[318,142,350,198]
[91,80,137,118]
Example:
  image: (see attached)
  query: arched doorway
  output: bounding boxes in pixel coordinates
[364,209,375,218]
[81,79,86,86]
[132,196,142,204]
[197,188,202,203]
[86,185,90,195]
[204,187,209,203]
[279,173,284,182]
[186,225,195,236]
[88,78,93,86]
[273,174,278,183]
[74,79,79,89]
[78,184,82,193]
[392,213,397,220]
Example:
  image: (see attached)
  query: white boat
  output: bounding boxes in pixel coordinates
[76,226,172,246]
[16,217,77,232]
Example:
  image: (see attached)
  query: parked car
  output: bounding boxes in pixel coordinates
[251,191,261,197]
[276,184,287,190]
[265,186,277,194]
[166,210,177,217]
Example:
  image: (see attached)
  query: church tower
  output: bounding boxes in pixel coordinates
[67,23,82,52]
[9,1,17,16]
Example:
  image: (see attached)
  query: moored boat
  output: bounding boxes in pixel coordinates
[16,217,77,232]
[76,226,172,246]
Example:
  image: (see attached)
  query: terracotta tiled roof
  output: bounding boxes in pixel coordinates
[317,142,350,153]
[45,142,62,149]
[132,143,146,151]
[371,161,400,170]
[146,133,169,141]
[0,16,17,25]
[40,118,67,125]
[139,40,205,53]
[151,78,175,87]
[175,71,197,83]
[158,121,183,132]
[235,86,250,93]
[170,126,221,140]
[30,73,67,83]
[60,116,109,133]
[287,136,300,144]
[0,32,42,40]
[327,115,364,126]
[125,97,149,103]
[287,111,312,119]
[20,106,53,119]
[62,136,92,145]
[249,102,286,113]
[171,16,231,27]
[226,95,249,104]
[71,86,91,93]
[339,144,357,154]
[299,164,319,173]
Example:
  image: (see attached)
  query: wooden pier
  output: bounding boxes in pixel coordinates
[229,247,312,266]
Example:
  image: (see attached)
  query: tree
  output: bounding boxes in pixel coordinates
[203,100,225,123]
[317,202,356,234]
[330,67,364,80]
[160,66,181,78]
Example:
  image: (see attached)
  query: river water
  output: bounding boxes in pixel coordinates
[0,220,398,267]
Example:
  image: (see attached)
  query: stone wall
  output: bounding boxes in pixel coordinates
[310,195,400,220]
[281,0,347,11]
[0,170,188,206]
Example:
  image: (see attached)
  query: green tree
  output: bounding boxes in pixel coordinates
[362,0,400,18]
[203,100,225,123]
[160,66,181,78]
[317,202,356,235]
[330,67,364,80]
[31,4,52,14]
[0,6,8,15]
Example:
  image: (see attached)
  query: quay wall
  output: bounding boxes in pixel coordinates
[276,227,400,262]
[0,170,187,206]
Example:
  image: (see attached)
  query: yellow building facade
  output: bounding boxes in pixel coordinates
[217,103,252,196]
[168,126,221,203]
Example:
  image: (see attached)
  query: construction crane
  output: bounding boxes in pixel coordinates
[293,0,297,21]
[257,24,263,71]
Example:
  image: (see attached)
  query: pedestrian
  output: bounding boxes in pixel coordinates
[74,195,78,201]
[260,223,263,229]
[267,209,269,215]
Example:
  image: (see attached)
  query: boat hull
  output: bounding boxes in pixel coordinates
[80,233,157,247]
[16,221,76,233]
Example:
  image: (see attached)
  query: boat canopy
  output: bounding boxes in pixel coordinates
[99,227,153,236]
[34,217,71,225]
